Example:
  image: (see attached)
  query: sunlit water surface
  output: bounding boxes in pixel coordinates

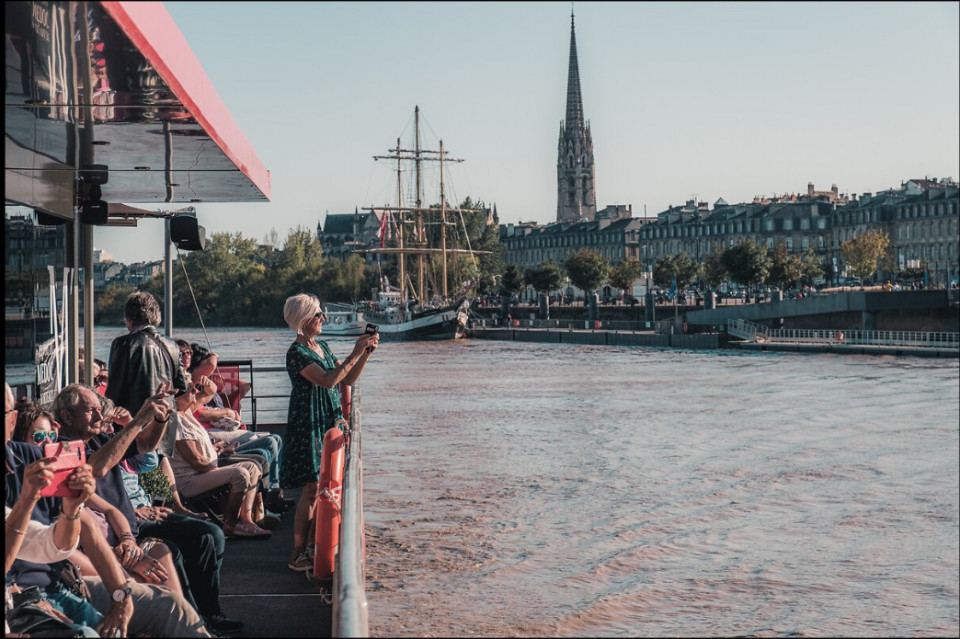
[83,328,959,637]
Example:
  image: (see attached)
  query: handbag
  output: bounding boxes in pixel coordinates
[58,560,92,600]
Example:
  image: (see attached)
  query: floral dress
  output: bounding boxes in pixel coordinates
[280,341,343,489]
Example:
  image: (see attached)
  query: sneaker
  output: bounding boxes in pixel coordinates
[288,550,312,572]
[202,613,244,634]
[306,544,316,560]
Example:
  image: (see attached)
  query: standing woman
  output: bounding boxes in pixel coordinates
[281,294,378,572]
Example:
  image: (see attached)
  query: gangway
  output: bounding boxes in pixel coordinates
[727,319,960,351]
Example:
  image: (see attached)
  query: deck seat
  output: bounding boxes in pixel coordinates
[180,483,232,527]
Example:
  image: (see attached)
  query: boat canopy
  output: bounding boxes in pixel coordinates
[5,1,270,219]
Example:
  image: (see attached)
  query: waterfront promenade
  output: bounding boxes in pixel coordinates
[467,323,960,357]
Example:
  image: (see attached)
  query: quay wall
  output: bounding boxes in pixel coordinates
[467,327,957,357]
[469,327,717,350]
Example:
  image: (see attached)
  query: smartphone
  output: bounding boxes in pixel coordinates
[364,323,379,352]
[40,440,86,497]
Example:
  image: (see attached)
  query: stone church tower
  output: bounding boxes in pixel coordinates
[556,10,596,223]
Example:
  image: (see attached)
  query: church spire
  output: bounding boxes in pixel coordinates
[556,8,596,223]
[565,9,584,131]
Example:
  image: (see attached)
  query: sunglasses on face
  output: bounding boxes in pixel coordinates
[314,311,327,321]
[33,431,58,444]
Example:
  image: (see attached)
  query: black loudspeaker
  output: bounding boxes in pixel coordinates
[82,200,109,225]
[170,214,206,250]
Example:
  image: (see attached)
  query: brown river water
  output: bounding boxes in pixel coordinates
[89,327,958,637]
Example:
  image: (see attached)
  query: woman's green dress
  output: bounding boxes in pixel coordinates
[280,341,343,489]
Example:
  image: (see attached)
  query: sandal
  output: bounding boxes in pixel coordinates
[227,521,272,538]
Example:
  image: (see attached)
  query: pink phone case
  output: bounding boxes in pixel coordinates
[40,440,86,498]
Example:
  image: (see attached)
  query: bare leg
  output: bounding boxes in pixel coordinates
[222,490,244,529]
[160,456,208,520]
[238,487,259,526]
[292,481,319,553]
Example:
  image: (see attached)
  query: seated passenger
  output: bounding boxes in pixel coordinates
[184,371,293,515]
[5,382,212,637]
[171,382,271,539]
[12,399,186,599]
[13,398,60,446]
[176,339,251,420]
[50,382,243,634]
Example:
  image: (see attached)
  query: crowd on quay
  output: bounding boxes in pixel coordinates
[5,291,379,637]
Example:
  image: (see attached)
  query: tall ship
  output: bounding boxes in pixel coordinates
[357,106,480,341]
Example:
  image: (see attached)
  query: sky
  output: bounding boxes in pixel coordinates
[89,1,959,264]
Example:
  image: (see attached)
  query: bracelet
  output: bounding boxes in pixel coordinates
[5,523,27,535]
[120,532,136,540]
[60,503,84,520]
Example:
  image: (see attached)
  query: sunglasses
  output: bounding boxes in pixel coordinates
[314,311,327,321]
[33,431,59,444]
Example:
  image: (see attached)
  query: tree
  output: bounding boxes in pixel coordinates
[701,249,728,290]
[653,253,699,292]
[766,241,803,289]
[608,259,643,299]
[469,220,504,297]
[564,248,610,295]
[800,247,824,285]
[722,240,770,288]
[95,282,137,325]
[171,232,267,326]
[500,264,525,296]
[524,260,564,298]
[841,230,890,286]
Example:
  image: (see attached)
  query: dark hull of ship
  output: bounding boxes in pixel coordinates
[365,301,466,342]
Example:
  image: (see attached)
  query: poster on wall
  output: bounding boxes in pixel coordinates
[35,335,66,406]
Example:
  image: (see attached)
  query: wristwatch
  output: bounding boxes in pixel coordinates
[111,583,133,603]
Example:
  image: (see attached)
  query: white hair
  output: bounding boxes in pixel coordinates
[283,293,321,336]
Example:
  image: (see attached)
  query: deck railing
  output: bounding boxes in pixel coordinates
[334,386,369,637]
[727,319,960,348]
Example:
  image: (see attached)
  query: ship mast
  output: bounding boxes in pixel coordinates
[414,106,425,305]
[366,105,480,305]
[395,137,405,304]
[440,139,448,299]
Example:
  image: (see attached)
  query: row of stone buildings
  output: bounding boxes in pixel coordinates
[500,178,959,288]
[316,177,959,289]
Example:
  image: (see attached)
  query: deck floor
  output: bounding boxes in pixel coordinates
[216,487,333,637]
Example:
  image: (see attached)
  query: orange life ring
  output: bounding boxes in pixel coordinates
[836,330,845,341]
[314,427,345,581]
[682,322,689,334]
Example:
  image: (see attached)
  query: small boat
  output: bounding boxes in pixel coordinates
[356,106,484,341]
[322,302,367,336]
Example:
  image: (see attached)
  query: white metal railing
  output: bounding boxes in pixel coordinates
[333,386,369,637]
[727,319,959,348]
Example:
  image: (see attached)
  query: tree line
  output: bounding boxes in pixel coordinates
[502,229,893,303]
[92,223,893,325]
